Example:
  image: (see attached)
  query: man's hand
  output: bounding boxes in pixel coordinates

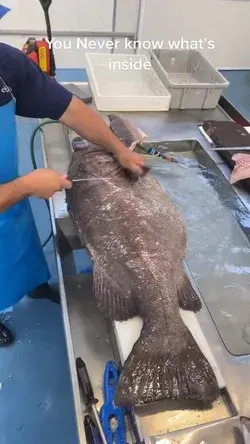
[117,150,146,175]
[0,169,72,213]
[20,168,72,199]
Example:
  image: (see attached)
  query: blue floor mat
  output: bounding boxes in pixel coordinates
[0,298,78,444]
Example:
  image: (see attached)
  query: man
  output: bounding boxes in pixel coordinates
[0,42,145,346]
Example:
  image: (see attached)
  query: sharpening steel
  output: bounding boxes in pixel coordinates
[72,178,111,182]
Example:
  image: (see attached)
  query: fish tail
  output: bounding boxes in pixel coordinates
[176,265,202,312]
[114,322,219,407]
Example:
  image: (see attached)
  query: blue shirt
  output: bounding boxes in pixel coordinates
[0,42,73,119]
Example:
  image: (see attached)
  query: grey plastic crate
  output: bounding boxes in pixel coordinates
[149,49,229,109]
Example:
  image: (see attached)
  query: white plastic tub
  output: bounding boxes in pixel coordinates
[85,53,171,111]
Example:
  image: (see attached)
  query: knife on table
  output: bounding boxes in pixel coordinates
[209,146,250,151]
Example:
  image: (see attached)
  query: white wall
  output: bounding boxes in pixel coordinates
[1,0,250,69]
[0,0,138,67]
[138,0,250,69]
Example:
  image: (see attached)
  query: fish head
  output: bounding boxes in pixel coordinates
[68,142,122,179]
[108,114,148,149]
[68,115,148,181]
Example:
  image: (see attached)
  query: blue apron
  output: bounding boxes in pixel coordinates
[0,77,50,311]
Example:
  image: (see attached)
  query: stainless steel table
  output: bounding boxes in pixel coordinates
[40,90,250,444]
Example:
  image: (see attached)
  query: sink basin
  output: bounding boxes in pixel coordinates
[137,139,250,357]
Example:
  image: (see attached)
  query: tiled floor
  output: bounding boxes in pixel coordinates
[0,67,249,444]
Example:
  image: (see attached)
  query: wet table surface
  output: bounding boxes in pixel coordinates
[40,94,250,443]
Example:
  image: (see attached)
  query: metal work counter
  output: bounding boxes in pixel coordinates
[40,91,250,444]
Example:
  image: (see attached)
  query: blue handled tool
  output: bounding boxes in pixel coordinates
[100,360,127,444]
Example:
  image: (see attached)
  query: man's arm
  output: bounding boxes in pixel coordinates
[0,169,72,213]
[0,43,145,176]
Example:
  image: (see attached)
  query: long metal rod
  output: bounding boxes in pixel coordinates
[91,405,108,444]
[72,178,111,182]
[0,29,135,38]
[111,0,118,54]
[210,146,250,151]
[134,0,143,54]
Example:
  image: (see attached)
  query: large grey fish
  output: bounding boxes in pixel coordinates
[66,114,219,407]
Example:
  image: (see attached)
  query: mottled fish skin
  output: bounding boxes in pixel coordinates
[66,115,219,407]
[109,114,202,313]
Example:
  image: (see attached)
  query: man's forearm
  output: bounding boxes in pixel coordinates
[0,178,30,212]
[59,96,127,157]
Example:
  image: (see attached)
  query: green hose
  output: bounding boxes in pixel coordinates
[29,119,58,248]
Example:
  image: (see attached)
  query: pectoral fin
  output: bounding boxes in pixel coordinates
[93,263,138,321]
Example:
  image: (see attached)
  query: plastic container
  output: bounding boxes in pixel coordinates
[149,49,229,110]
[85,52,171,111]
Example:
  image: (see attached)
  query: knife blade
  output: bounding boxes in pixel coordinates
[72,177,111,182]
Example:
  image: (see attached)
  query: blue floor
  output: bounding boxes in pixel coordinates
[0,67,249,444]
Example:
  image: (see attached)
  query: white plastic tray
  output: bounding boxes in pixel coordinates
[113,309,225,390]
[85,53,171,111]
